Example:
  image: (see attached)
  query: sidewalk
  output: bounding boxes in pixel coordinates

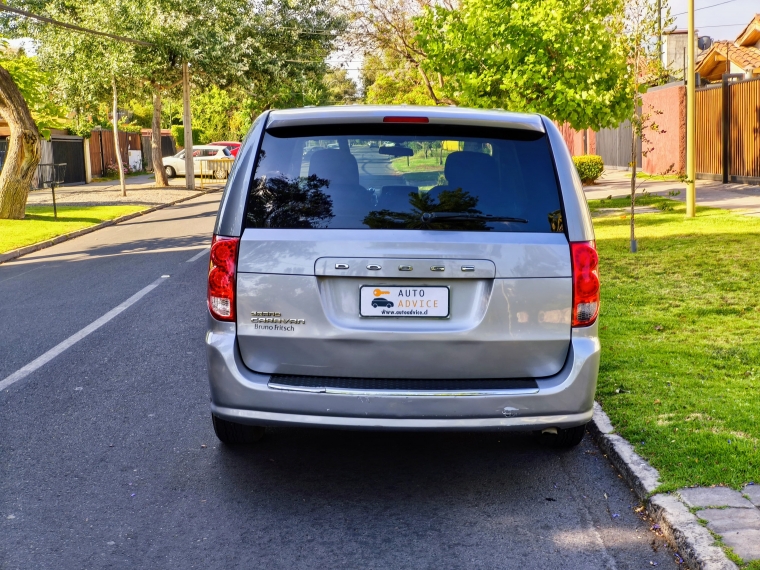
[585,170,760,216]
[27,174,225,207]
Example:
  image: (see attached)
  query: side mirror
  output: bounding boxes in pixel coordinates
[379,146,414,157]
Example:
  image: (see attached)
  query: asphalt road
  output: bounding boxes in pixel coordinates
[0,193,682,569]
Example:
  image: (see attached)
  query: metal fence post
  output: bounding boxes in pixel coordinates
[721,74,745,184]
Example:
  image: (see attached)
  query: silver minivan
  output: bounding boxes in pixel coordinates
[206,106,600,448]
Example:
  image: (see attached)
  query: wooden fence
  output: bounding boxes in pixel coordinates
[89,130,142,177]
[696,84,721,175]
[696,76,760,183]
[595,119,642,170]
[730,77,760,179]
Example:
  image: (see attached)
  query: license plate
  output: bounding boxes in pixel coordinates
[360,286,450,318]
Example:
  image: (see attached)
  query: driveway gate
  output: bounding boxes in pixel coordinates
[51,136,86,184]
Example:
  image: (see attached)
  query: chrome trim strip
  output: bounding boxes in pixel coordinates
[268,383,326,393]
[267,382,539,397]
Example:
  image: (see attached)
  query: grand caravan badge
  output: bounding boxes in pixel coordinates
[251,311,306,325]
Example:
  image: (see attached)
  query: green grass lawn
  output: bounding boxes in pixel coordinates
[624,172,685,182]
[91,170,151,183]
[0,205,147,254]
[591,195,760,492]
[391,152,449,173]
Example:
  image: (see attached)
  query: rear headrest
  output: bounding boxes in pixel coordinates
[444,151,499,190]
[308,149,360,186]
[379,185,419,209]
[381,186,418,198]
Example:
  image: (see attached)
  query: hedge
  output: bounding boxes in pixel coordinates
[171,125,207,147]
[573,155,604,184]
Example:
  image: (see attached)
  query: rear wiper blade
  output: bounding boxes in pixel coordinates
[421,212,528,223]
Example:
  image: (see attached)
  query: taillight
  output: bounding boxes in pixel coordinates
[208,235,240,321]
[571,241,600,327]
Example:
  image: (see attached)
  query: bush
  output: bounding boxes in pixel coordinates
[104,161,131,177]
[573,155,604,184]
[67,121,96,138]
[171,125,206,147]
[118,121,143,134]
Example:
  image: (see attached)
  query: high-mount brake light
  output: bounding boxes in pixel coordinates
[570,241,600,327]
[208,235,240,322]
[382,116,429,123]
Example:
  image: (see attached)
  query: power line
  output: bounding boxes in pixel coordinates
[697,23,746,28]
[0,5,154,46]
[673,0,738,17]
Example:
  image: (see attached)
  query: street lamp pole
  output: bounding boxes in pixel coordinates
[686,0,696,217]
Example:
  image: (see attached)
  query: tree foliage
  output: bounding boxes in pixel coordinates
[2,0,345,182]
[414,0,632,130]
[362,52,435,105]
[0,42,65,137]
[323,68,357,104]
[345,0,454,105]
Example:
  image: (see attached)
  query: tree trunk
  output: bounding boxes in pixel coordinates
[629,122,638,253]
[152,88,168,187]
[112,75,127,197]
[0,65,41,219]
[182,62,195,190]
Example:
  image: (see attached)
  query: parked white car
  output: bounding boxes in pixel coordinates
[162,145,232,179]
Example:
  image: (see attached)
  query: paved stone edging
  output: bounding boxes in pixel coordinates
[588,402,739,570]
[0,188,221,266]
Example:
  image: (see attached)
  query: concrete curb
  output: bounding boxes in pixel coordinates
[588,402,738,570]
[0,188,221,266]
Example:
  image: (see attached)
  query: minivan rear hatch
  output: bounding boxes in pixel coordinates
[235,115,571,380]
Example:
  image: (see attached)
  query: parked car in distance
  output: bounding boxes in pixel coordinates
[162,145,232,179]
[209,141,241,157]
[206,105,600,449]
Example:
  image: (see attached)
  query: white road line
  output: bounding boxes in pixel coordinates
[0,276,169,393]
[186,247,210,263]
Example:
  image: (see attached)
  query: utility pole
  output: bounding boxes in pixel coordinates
[686,0,696,217]
[182,62,195,190]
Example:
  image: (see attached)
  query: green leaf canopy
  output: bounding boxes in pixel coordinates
[414,0,632,130]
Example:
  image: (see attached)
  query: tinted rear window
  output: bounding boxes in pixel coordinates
[245,124,563,232]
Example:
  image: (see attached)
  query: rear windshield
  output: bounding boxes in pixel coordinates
[245,125,563,232]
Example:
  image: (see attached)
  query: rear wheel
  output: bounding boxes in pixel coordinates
[539,424,586,449]
[164,165,176,178]
[212,414,265,444]
[213,168,227,180]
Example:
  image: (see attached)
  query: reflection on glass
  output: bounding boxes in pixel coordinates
[364,188,489,231]
[548,210,564,233]
[246,175,334,229]
[245,132,565,233]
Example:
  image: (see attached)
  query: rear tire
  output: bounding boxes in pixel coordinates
[539,424,587,449]
[212,414,265,444]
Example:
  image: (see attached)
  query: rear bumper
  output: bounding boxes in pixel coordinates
[206,316,600,431]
